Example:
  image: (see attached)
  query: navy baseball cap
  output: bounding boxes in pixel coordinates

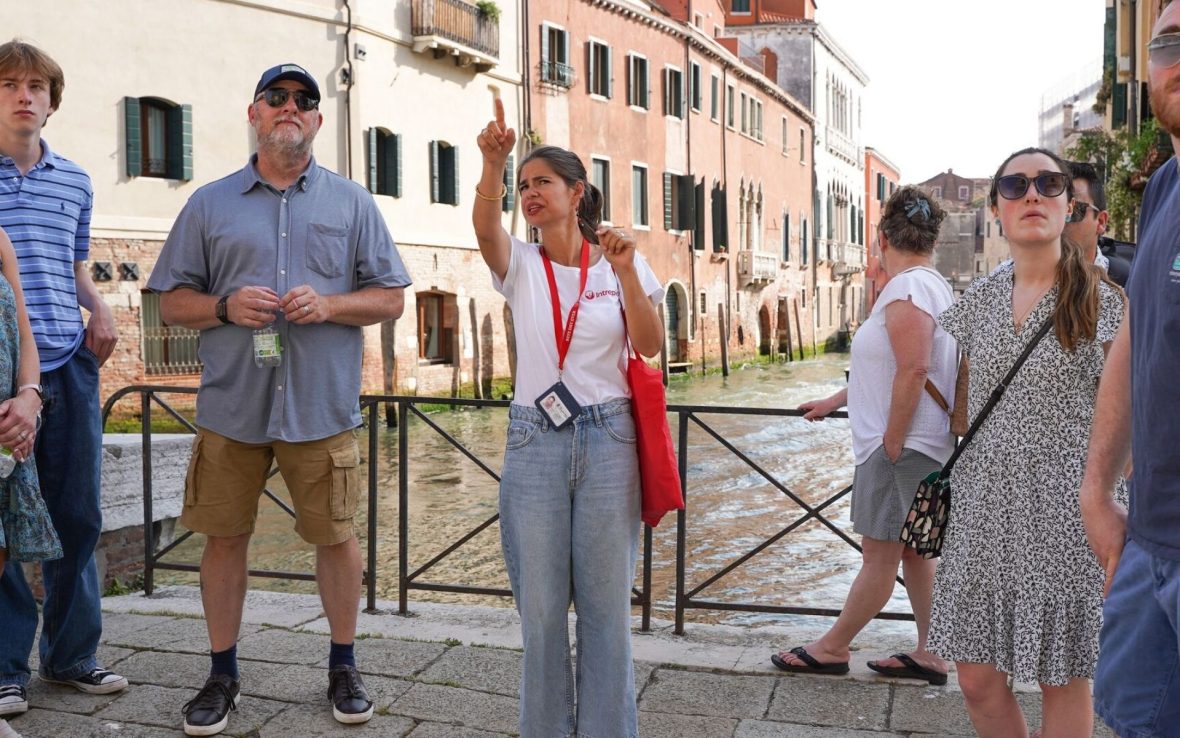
[254,63,320,100]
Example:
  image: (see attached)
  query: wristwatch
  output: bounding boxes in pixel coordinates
[215,294,232,325]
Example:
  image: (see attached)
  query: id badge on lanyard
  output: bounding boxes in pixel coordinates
[534,241,589,430]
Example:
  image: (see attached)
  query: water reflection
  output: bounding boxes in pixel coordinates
[161,356,915,624]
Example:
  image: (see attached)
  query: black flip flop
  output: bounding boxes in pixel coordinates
[770,646,850,675]
[866,653,948,686]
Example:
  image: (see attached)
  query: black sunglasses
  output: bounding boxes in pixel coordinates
[996,172,1068,200]
[1068,201,1101,223]
[255,88,319,112]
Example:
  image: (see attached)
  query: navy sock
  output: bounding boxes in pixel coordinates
[329,641,356,670]
[210,645,239,681]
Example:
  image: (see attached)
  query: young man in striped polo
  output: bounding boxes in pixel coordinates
[0,39,125,718]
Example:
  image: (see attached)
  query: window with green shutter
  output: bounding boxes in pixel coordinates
[124,96,192,181]
[430,141,460,206]
[368,128,402,197]
[502,154,515,213]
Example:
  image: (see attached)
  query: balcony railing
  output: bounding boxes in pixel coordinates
[142,326,202,376]
[736,250,778,283]
[411,0,499,69]
[539,60,575,88]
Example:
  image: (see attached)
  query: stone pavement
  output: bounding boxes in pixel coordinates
[0,586,1113,738]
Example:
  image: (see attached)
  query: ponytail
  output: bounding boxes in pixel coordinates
[1054,236,1119,351]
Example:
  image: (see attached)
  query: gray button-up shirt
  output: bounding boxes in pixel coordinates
[148,156,411,443]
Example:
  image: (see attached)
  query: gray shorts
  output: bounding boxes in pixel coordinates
[850,446,942,542]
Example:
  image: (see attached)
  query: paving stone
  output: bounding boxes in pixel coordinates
[637,710,739,738]
[107,616,261,653]
[98,613,175,646]
[238,627,331,664]
[314,635,448,678]
[406,723,515,738]
[246,664,412,708]
[257,702,415,737]
[417,645,522,697]
[634,660,657,696]
[390,682,519,734]
[4,709,177,737]
[888,685,974,736]
[638,668,775,719]
[95,683,287,734]
[115,651,216,690]
[766,675,892,732]
[736,720,900,737]
[25,677,124,716]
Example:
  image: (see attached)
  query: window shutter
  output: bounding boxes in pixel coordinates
[676,174,694,231]
[606,47,613,99]
[662,69,669,116]
[367,128,378,194]
[392,133,403,197]
[663,172,673,230]
[429,140,438,201]
[503,153,515,213]
[783,213,791,261]
[644,63,651,109]
[165,103,193,181]
[123,97,142,178]
[587,42,596,95]
[450,147,460,206]
[540,27,550,81]
[693,179,705,250]
[625,56,632,105]
[681,73,688,118]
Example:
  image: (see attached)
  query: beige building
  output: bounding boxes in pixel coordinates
[7,0,526,399]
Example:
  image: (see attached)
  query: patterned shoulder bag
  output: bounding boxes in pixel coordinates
[900,315,1055,558]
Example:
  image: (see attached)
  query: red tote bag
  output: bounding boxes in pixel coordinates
[621,311,684,527]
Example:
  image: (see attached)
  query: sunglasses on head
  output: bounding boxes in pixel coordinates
[995,172,1068,200]
[255,87,319,112]
[1149,32,1180,68]
[1068,201,1101,223]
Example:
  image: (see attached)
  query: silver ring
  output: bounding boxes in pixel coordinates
[303,305,311,314]
[18,431,27,440]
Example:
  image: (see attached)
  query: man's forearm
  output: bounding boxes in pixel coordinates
[323,286,405,327]
[1082,317,1133,501]
[160,287,222,330]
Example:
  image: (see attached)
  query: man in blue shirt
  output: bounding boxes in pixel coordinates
[148,63,410,736]
[1083,2,1180,734]
[0,40,125,719]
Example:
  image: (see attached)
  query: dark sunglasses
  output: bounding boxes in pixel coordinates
[254,88,319,112]
[995,172,1068,200]
[1149,32,1180,68]
[1068,201,1101,223]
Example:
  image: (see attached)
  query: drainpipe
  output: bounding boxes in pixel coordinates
[721,64,731,377]
[685,1,697,374]
[1129,0,1138,135]
[342,0,354,179]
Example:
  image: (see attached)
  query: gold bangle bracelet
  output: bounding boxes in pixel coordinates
[475,183,507,201]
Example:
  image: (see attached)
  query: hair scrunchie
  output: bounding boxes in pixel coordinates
[904,198,932,222]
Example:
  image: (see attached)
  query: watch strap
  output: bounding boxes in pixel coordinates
[216,294,232,324]
[16,383,43,401]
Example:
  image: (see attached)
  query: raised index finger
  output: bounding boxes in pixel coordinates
[494,97,505,128]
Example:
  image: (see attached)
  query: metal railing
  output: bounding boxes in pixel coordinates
[108,387,910,630]
[411,0,500,59]
[539,60,575,88]
[141,326,202,376]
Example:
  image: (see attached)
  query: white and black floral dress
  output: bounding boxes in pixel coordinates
[928,262,1125,685]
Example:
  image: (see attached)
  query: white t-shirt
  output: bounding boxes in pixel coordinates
[493,235,665,407]
[847,266,958,465]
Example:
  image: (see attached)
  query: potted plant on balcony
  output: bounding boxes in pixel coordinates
[475,0,500,22]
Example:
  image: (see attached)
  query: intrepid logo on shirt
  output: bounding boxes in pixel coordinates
[584,288,619,300]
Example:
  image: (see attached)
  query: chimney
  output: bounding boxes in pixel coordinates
[1063,98,1076,134]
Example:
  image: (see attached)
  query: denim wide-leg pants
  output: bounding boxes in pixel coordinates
[499,398,641,738]
[0,346,104,686]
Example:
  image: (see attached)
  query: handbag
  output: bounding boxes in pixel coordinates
[617,295,683,528]
[900,315,1054,558]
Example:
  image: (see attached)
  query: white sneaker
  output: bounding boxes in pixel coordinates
[0,685,27,717]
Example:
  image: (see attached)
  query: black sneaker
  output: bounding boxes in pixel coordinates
[0,685,26,717]
[327,665,373,724]
[181,674,240,737]
[40,667,128,695]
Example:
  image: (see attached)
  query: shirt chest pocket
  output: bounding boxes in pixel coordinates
[306,223,350,279]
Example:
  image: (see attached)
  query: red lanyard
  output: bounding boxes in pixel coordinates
[540,240,590,374]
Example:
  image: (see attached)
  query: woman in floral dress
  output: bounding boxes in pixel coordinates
[0,225,59,577]
[929,147,1125,738]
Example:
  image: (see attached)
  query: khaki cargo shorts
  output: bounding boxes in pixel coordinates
[179,427,361,545]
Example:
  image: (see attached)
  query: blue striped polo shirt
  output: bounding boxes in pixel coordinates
[0,140,90,371]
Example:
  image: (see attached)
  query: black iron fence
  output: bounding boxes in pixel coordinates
[104,387,911,630]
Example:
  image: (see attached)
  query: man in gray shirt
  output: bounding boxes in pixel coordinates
[147,63,410,737]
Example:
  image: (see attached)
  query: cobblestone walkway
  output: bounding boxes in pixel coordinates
[0,587,1113,738]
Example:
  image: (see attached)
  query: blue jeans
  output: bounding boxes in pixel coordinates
[0,346,104,686]
[1094,537,1180,737]
[499,399,641,738]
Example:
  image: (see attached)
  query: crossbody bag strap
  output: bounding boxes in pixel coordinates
[923,380,950,414]
[941,315,1055,476]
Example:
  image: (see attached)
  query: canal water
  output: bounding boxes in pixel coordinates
[161,355,916,625]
